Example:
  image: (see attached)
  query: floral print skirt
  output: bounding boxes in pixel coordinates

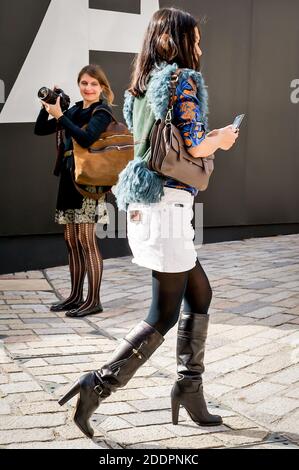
[55,186,109,225]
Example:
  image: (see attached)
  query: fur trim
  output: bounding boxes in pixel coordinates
[112,158,165,211]
[123,90,135,131]
[146,63,178,120]
[124,62,209,129]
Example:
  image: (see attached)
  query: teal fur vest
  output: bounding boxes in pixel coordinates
[112,62,209,211]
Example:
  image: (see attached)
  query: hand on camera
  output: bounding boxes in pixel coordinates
[41,95,63,120]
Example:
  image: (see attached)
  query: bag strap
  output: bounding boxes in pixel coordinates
[71,171,110,200]
[169,70,182,106]
[71,105,115,199]
[91,105,117,123]
[166,69,183,123]
[93,105,144,145]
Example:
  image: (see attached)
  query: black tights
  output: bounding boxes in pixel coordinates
[145,259,212,336]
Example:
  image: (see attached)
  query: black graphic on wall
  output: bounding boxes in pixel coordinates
[0,0,298,274]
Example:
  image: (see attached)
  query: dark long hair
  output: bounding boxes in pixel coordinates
[77,64,114,105]
[129,8,201,97]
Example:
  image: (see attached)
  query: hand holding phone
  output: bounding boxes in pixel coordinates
[232,114,245,131]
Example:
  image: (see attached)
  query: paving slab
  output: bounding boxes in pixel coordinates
[0,234,298,449]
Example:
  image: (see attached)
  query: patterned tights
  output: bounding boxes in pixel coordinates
[63,223,103,311]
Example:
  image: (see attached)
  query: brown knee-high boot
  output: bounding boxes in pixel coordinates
[171,313,222,426]
[58,321,164,438]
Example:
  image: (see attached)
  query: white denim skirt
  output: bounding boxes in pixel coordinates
[127,187,197,273]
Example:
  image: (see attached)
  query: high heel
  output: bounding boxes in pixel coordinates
[59,372,102,438]
[58,381,80,406]
[58,322,164,439]
[172,313,223,427]
[171,381,222,426]
[171,396,180,425]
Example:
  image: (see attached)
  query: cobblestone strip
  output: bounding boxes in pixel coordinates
[0,234,298,448]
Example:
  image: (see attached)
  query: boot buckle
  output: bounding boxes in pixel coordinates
[94,384,104,396]
[133,348,143,359]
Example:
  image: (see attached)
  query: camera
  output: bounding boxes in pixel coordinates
[38,87,70,112]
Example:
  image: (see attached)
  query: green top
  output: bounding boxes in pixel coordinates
[132,94,156,161]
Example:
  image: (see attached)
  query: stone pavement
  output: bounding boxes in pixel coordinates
[0,234,298,449]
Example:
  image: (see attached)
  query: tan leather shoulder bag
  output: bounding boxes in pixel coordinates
[72,107,134,200]
[147,70,214,191]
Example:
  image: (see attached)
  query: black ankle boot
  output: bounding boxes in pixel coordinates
[58,321,164,438]
[171,313,222,426]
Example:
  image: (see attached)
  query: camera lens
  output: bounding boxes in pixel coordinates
[37,86,70,110]
[38,87,49,99]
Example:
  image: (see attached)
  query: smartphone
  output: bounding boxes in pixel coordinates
[232,114,245,131]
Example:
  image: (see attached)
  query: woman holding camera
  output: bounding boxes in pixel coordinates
[34,64,114,318]
[58,9,238,438]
